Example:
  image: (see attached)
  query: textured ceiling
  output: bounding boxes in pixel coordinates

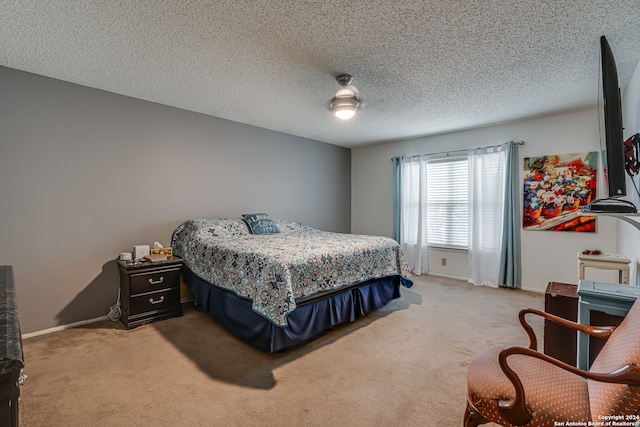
[2,1,640,148]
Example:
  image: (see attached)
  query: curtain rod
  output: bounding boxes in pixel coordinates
[390,140,525,161]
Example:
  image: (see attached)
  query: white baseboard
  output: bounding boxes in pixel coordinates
[22,300,194,340]
[520,286,545,294]
[424,272,470,281]
[22,316,109,340]
[425,272,546,294]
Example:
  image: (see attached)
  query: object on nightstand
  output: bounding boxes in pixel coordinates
[132,244,150,261]
[144,254,168,262]
[145,245,172,262]
[149,247,172,257]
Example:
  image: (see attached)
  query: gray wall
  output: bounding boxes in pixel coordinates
[0,66,351,333]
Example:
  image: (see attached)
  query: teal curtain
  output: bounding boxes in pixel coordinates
[498,141,521,288]
[392,156,403,242]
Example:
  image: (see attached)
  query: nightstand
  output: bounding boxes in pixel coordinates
[117,257,183,329]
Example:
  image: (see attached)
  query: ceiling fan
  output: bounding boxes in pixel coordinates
[330,74,362,120]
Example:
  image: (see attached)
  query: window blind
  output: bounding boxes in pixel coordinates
[426,157,469,249]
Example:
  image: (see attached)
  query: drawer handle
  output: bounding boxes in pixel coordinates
[149,277,164,285]
[149,296,165,305]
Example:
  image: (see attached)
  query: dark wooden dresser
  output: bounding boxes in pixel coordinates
[117,257,183,329]
[544,281,579,366]
[0,266,24,427]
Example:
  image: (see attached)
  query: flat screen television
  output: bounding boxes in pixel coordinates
[584,36,637,213]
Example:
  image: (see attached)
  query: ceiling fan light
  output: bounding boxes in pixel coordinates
[335,108,356,120]
[331,96,359,120]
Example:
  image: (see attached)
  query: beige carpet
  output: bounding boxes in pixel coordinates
[20,275,544,427]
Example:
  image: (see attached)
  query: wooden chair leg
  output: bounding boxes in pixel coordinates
[464,401,489,427]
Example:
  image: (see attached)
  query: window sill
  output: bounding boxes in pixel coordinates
[427,246,468,253]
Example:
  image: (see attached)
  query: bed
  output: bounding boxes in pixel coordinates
[171,215,413,352]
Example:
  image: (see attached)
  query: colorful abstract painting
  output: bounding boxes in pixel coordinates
[523,152,597,232]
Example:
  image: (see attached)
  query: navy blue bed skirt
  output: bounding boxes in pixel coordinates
[182,268,404,353]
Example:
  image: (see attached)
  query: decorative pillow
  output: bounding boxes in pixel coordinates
[242,213,280,235]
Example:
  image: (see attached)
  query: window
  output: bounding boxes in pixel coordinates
[401,155,469,249]
[426,156,469,249]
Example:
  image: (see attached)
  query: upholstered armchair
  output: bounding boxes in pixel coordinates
[464,297,640,426]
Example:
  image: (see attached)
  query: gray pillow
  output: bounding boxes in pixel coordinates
[241,213,280,235]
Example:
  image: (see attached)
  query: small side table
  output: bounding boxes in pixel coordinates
[117,256,183,329]
[577,252,630,284]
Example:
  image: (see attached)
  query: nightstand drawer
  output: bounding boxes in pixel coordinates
[128,287,180,315]
[129,268,180,295]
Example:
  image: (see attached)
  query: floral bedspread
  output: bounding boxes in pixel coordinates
[171,218,412,326]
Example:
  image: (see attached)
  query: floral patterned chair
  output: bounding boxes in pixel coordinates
[464,297,640,426]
